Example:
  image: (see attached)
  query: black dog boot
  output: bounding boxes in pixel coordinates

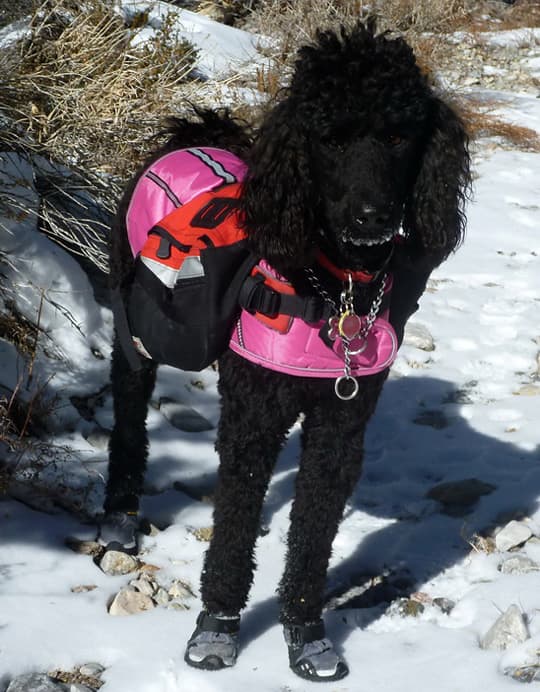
[283,621,349,682]
[184,611,240,670]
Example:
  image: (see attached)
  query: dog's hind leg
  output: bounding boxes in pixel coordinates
[105,334,157,512]
[98,334,157,552]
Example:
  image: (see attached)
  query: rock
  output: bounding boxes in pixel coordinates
[191,526,213,542]
[129,574,157,597]
[169,601,190,610]
[513,384,540,397]
[83,426,110,451]
[403,323,435,351]
[65,537,103,557]
[500,555,539,575]
[495,521,533,552]
[6,674,66,691]
[480,604,529,651]
[99,550,138,576]
[387,597,425,618]
[153,587,171,606]
[427,478,496,516]
[158,399,214,432]
[433,597,456,615]
[168,579,195,600]
[108,587,155,616]
[413,409,450,429]
[505,665,540,683]
[77,663,105,678]
[70,585,98,593]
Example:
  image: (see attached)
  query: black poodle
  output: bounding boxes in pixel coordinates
[101,22,470,682]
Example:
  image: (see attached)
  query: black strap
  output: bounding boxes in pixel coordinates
[111,287,144,372]
[238,274,328,323]
[196,611,240,634]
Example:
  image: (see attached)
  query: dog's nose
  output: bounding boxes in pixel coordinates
[354,204,391,232]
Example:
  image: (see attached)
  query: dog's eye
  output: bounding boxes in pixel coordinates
[387,134,404,147]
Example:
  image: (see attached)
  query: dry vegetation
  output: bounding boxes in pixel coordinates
[0,0,199,178]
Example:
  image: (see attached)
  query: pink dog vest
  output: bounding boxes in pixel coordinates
[125,146,397,379]
[126,147,247,256]
[229,262,398,378]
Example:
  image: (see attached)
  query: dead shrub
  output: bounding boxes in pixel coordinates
[0,0,198,178]
[459,97,540,152]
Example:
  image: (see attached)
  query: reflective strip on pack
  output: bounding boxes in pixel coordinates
[141,255,179,288]
[178,256,205,280]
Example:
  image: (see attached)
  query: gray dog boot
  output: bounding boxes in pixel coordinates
[283,620,349,682]
[184,611,241,670]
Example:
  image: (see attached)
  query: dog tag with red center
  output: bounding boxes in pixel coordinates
[338,312,363,340]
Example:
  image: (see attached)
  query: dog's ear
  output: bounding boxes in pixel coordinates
[240,100,317,265]
[403,98,471,268]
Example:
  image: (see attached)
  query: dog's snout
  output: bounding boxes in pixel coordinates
[354,204,391,230]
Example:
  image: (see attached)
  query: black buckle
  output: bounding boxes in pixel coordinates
[240,275,281,317]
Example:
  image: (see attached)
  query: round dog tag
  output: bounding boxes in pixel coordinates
[338,312,362,340]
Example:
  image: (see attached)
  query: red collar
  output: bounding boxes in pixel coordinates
[316,252,379,284]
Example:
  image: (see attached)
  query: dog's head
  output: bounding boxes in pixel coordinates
[241,22,471,273]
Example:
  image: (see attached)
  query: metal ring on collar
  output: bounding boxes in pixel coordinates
[334,375,359,400]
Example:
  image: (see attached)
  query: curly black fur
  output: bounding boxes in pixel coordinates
[105,22,470,633]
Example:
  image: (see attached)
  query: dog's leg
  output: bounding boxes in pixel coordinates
[185,356,298,670]
[201,403,296,613]
[279,372,387,623]
[276,372,387,681]
[104,333,157,514]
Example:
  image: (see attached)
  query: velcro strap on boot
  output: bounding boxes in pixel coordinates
[196,611,240,634]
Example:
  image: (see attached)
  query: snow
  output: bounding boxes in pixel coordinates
[1,11,540,692]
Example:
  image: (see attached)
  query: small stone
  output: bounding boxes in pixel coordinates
[433,597,456,615]
[71,585,98,593]
[505,665,540,683]
[387,597,425,618]
[77,663,105,678]
[480,604,529,651]
[427,478,496,515]
[191,526,213,542]
[169,601,190,611]
[65,537,103,557]
[413,409,450,429]
[499,555,539,575]
[99,550,138,576]
[168,579,195,600]
[513,384,540,397]
[403,323,435,351]
[83,426,110,451]
[158,399,214,432]
[495,521,533,552]
[108,587,155,616]
[153,587,170,606]
[6,673,65,692]
[129,575,156,597]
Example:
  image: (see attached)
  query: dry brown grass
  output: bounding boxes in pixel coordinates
[0,0,198,179]
[460,98,540,152]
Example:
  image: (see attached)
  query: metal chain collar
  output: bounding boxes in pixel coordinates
[305,268,387,401]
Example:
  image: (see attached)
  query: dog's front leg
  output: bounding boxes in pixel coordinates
[276,372,387,681]
[279,372,388,622]
[200,364,298,615]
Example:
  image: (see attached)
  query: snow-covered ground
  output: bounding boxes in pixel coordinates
[1,7,539,692]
